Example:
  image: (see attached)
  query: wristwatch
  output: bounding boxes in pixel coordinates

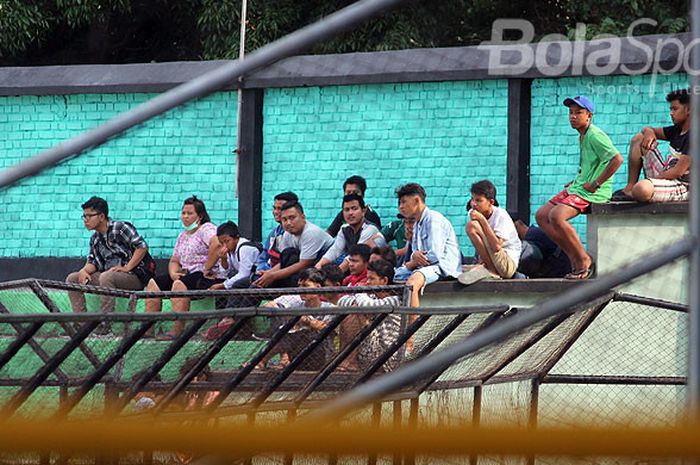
[592,180,600,189]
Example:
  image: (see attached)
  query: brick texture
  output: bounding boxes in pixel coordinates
[261,80,509,258]
[0,92,238,258]
[530,74,689,246]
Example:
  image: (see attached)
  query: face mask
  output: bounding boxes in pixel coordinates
[183,221,198,231]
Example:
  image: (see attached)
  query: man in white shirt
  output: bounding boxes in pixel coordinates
[316,193,379,272]
[208,221,262,290]
[464,180,522,281]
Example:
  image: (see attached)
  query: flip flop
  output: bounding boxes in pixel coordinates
[611,189,635,202]
[565,261,596,280]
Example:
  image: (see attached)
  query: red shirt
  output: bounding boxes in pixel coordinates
[343,268,368,287]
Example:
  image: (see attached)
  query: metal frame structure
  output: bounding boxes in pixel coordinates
[0,277,691,464]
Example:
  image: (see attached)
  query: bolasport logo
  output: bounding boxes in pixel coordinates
[478,18,699,81]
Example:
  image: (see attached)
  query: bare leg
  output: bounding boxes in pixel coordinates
[623,133,646,196]
[540,204,590,271]
[466,221,498,275]
[632,179,655,202]
[170,279,191,337]
[338,314,367,370]
[404,272,426,354]
[545,205,591,271]
[144,279,162,336]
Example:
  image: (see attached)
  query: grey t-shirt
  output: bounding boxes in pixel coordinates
[280,221,334,261]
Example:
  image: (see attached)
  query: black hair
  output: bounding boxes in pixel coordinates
[348,243,371,263]
[281,200,304,214]
[321,263,344,286]
[274,191,299,203]
[370,246,397,267]
[667,88,690,106]
[342,193,366,209]
[183,195,211,224]
[343,175,367,196]
[368,259,395,283]
[81,196,109,217]
[395,183,426,201]
[297,267,326,285]
[217,221,240,238]
[470,180,499,207]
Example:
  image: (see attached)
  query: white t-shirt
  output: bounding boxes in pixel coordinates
[484,206,522,266]
[280,221,334,261]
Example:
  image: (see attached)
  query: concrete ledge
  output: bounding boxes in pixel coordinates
[425,278,590,294]
[590,201,688,215]
[0,32,690,94]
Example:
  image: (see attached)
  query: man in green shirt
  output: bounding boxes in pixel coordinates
[535,95,623,280]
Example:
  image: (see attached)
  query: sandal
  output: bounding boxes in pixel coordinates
[611,189,635,202]
[565,261,596,280]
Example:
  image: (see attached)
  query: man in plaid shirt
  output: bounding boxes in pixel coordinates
[66,196,153,312]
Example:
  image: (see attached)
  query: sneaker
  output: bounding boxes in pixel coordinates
[457,265,492,286]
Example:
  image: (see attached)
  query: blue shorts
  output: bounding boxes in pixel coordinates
[393,264,442,286]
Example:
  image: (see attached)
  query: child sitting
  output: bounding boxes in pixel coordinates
[461,180,522,285]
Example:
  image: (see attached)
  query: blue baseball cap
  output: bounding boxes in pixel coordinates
[563,95,595,113]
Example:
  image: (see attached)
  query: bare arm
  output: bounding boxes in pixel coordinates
[202,236,222,276]
[657,154,691,180]
[124,247,148,272]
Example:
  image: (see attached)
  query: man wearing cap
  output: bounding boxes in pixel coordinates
[535,95,623,280]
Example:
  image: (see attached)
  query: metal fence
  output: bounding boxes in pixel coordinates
[0,274,693,464]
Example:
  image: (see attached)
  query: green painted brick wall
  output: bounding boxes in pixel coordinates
[0,92,238,259]
[530,73,689,244]
[0,72,689,263]
[261,80,510,258]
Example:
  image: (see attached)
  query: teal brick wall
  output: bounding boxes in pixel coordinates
[261,80,509,258]
[530,74,689,244]
[0,92,238,258]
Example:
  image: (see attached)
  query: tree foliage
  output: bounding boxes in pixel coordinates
[0,0,690,65]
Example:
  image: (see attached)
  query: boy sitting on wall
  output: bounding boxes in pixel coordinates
[535,95,623,280]
[460,180,521,285]
[612,88,692,203]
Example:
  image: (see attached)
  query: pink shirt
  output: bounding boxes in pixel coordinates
[173,223,225,277]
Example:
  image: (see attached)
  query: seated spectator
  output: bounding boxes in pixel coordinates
[258,268,336,370]
[321,263,345,305]
[460,180,521,284]
[342,244,371,287]
[612,88,691,203]
[253,200,333,288]
[66,196,154,313]
[208,221,262,290]
[255,192,298,275]
[370,246,397,267]
[513,219,572,278]
[337,259,402,372]
[371,214,415,263]
[145,196,226,338]
[327,175,382,236]
[393,183,461,308]
[316,193,379,272]
[536,95,623,280]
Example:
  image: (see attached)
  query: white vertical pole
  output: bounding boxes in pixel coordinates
[235,0,248,197]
